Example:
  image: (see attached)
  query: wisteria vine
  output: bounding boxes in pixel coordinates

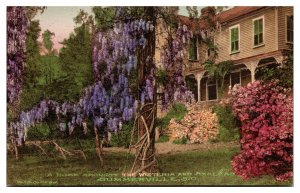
[160,24,194,108]
[9,11,193,146]
[10,19,155,145]
[7,7,28,105]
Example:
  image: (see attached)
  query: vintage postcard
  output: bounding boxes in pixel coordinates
[6,6,293,187]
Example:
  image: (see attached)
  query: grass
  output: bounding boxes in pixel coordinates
[172,137,188,144]
[156,135,169,143]
[7,145,292,186]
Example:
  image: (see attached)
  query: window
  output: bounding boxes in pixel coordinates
[200,77,217,101]
[207,47,215,58]
[241,69,251,86]
[287,15,293,42]
[230,26,239,53]
[207,78,217,100]
[207,37,215,58]
[230,71,241,87]
[189,37,198,60]
[200,77,207,101]
[253,18,264,46]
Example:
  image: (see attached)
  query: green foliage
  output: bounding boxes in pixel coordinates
[73,9,91,25]
[157,7,179,31]
[173,136,188,144]
[213,104,239,142]
[59,22,93,102]
[27,123,51,140]
[203,37,218,53]
[42,29,55,54]
[156,135,169,143]
[92,7,116,31]
[39,55,62,85]
[20,85,44,111]
[25,6,46,21]
[21,19,42,110]
[279,56,293,88]
[185,75,197,95]
[110,121,135,148]
[218,126,239,142]
[188,37,198,60]
[255,56,293,88]
[204,60,233,81]
[204,60,233,97]
[156,68,168,86]
[128,68,139,98]
[157,103,187,134]
[24,20,42,89]
[20,9,94,135]
[20,55,65,110]
[204,60,217,77]
[167,103,188,121]
[21,19,65,110]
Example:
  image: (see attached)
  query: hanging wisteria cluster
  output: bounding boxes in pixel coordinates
[11,19,155,145]
[160,24,194,108]
[92,20,154,133]
[7,7,28,105]
[93,20,153,80]
[11,100,58,144]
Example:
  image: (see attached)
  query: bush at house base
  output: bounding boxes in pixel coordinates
[229,80,293,181]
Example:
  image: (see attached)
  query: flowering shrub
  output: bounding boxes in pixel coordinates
[229,80,293,181]
[168,108,219,143]
[213,104,239,142]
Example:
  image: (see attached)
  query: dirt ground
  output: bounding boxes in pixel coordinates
[103,141,240,155]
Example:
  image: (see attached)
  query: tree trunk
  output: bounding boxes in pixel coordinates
[94,127,104,166]
[8,102,21,160]
[9,126,19,160]
[130,7,158,176]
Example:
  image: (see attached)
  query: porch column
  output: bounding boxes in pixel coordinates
[195,71,206,102]
[244,61,259,83]
[274,55,285,67]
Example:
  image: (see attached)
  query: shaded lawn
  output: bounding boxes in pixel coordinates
[7,146,292,186]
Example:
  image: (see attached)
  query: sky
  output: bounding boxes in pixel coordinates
[35,6,93,51]
[35,6,203,51]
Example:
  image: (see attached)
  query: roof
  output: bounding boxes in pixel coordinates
[216,6,267,23]
[178,15,215,31]
[178,6,268,30]
[178,15,200,31]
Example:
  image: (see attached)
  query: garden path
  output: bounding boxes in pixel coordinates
[103,141,239,155]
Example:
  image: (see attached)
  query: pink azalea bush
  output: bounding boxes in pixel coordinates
[229,80,293,181]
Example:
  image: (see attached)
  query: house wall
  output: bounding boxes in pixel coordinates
[278,6,293,50]
[183,35,208,75]
[161,6,293,104]
[214,7,278,63]
[154,18,168,68]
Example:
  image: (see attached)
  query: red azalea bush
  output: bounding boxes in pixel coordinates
[229,80,293,181]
